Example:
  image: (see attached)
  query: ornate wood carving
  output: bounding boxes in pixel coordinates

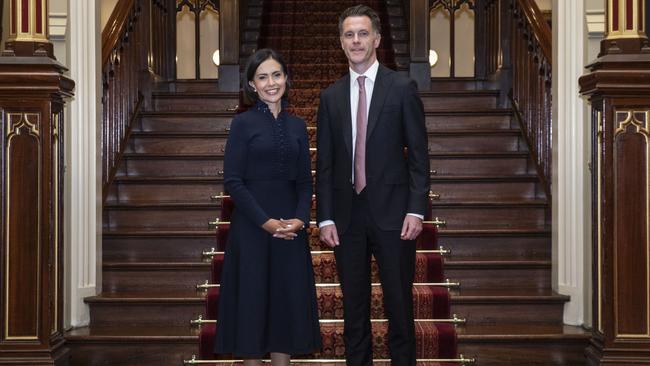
[581,1,650,361]
[0,57,73,365]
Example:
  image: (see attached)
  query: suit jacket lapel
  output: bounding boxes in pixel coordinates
[337,74,353,159]
[366,65,393,141]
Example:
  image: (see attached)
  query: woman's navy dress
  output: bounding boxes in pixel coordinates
[214,101,321,357]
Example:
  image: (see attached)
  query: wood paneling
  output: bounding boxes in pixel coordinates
[580,31,650,362]
[0,56,73,365]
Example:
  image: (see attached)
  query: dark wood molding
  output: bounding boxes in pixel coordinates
[580,47,650,366]
[0,56,74,365]
[102,0,136,66]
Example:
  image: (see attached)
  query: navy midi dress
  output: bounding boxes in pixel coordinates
[214,101,321,357]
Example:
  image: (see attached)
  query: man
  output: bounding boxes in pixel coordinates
[316,4,430,366]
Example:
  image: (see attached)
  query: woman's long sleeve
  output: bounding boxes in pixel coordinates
[223,116,269,226]
[294,121,313,225]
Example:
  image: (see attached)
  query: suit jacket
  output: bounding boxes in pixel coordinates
[316,64,430,233]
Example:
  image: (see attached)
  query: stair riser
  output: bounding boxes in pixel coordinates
[428,135,523,153]
[429,157,532,176]
[109,182,222,203]
[104,209,219,230]
[67,343,197,366]
[421,96,497,110]
[430,181,539,201]
[430,207,546,230]
[451,302,563,324]
[152,97,238,112]
[127,137,227,154]
[89,303,204,327]
[437,236,551,261]
[445,267,551,289]
[425,114,513,130]
[457,342,588,366]
[138,115,232,132]
[103,269,210,293]
[103,236,216,262]
[119,159,224,177]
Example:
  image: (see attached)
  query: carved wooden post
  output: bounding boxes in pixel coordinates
[0,0,74,364]
[580,0,650,364]
[409,0,430,90]
[219,0,239,92]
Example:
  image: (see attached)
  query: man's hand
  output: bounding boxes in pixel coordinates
[319,224,340,247]
[400,215,422,241]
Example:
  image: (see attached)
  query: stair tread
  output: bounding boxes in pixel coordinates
[104,202,221,209]
[103,229,216,237]
[450,288,569,301]
[458,323,590,339]
[66,323,589,341]
[429,129,521,135]
[140,111,235,116]
[130,131,229,137]
[430,200,547,207]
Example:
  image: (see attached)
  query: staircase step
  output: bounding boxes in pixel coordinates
[450,288,568,324]
[102,262,212,292]
[107,176,222,203]
[430,202,547,230]
[430,177,543,201]
[420,91,499,110]
[66,326,198,366]
[103,202,220,230]
[137,111,234,132]
[125,132,227,154]
[119,153,224,177]
[457,324,590,366]
[429,152,533,176]
[425,110,514,130]
[436,229,551,260]
[103,230,217,262]
[199,322,442,359]
[444,259,552,290]
[152,92,239,112]
[428,129,524,153]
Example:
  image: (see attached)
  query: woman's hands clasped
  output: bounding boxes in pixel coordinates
[262,218,305,240]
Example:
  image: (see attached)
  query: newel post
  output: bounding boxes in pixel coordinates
[0,0,74,364]
[579,0,650,364]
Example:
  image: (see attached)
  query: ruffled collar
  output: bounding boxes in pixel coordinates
[255,99,289,119]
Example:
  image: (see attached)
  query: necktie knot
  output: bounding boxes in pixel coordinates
[357,75,366,90]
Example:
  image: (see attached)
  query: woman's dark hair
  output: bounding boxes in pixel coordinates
[243,48,291,103]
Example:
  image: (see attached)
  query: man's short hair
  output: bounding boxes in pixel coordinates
[338,4,382,35]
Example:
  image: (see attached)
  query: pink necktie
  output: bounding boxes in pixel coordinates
[354,76,367,194]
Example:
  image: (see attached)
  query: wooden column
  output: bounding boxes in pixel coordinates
[409,0,430,90]
[580,0,650,364]
[219,0,239,92]
[0,0,74,364]
[3,0,53,58]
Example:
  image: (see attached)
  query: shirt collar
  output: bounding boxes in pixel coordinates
[349,60,379,86]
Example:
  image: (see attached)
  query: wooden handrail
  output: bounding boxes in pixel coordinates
[102,0,136,66]
[515,0,551,62]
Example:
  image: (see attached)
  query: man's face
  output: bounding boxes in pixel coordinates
[340,16,380,72]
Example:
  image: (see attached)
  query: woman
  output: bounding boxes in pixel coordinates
[214,48,321,365]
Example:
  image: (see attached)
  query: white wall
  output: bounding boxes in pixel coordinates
[1,0,9,49]
[101,0,120,30]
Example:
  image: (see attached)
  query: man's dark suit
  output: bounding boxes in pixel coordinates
[316,64,430,365]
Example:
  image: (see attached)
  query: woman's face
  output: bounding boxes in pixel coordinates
[249,58,287,107]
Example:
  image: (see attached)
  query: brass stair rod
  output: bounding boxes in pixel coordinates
[201,246,452,257]
[196,279,460,290]
[184,355,477,364]
[190,315,466,326]
[209,218,447,227]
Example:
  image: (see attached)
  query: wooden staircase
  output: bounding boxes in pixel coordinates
[65,0,591,365]
[421,80,590,365]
